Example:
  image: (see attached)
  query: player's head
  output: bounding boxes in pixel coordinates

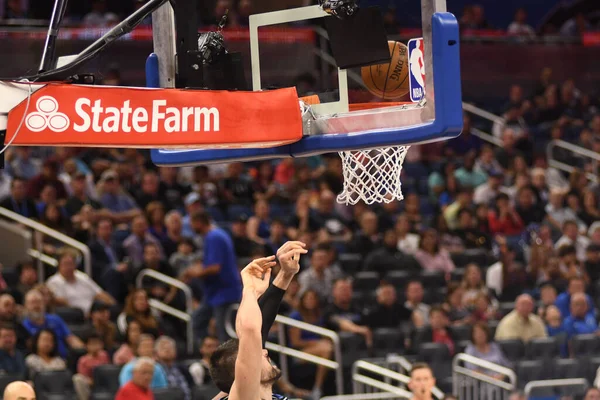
[210,339,281,393]
[408,363,436,399]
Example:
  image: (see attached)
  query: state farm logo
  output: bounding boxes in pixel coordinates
[26,96,70,132]
[24,96,220,134]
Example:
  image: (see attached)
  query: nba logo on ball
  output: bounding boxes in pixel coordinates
[408,38,426,103]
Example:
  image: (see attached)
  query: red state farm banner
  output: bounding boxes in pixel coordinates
[6,84,303,148]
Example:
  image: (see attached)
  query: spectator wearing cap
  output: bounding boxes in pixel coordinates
[0,324,26,377]
[46,250,115,315]
[563,292,597,340]
[297,243,343,302]
[27,158,68,201]
[495,294,547,342]
[183,211,242,342]
[181,192,203,238]
[473,169,504,206]
[555,277,594,319]
[555,220,591,262]
[98,170,140,217]
[123,215,165,268]
[86,302,117,350]
[0,177,38,219]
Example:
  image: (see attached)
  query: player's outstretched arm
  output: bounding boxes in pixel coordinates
[229,256,275,400]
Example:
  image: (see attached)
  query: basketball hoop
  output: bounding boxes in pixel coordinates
[337,145,410,205]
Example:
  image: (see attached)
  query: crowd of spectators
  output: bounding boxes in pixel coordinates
[0,69,598,399]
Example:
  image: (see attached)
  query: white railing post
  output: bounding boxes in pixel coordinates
[135,269,194,354]
[524,378,589,398]
[452,353,517,400]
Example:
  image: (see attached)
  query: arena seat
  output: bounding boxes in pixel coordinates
[34,370,76,400]
[384,270,414,289]
[497,339,525,361]
[372,328,404,353]
[56,307,85,324]
[418,342,451,363]
[450,268,465,282]
[516,360,552,388]
[67,347,87,372]
[92,364,122,395]
[68,324,92,340]
[586,356,600,384]
[455,340,471,354]
[498,302,515,317]
[154,387,186,400]
[354,271,380,291]
[451,324,472,342]
[192,384,221,400]
[553,358,586,380]
[571,334,600,356]
[526,337,560,360]
[418,270,446,289]
[0,374,22,394]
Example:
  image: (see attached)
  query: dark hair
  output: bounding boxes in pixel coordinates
[32,329,59,358]
[0,323,15,333]
[85,332,103,344]
[16,260,35,276]
[495,193,510,203]
[410,362,433,376]
[315,242,334,253]
[418,228,439,254]
[298,290,321,320]
[471,321,491,343]
[562,219,578,231]
[558,244,577,258]
[429,305,448,317]
[191,211,211,225]
[209,338,240,393]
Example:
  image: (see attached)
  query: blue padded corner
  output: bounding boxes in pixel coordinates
[151,12,463,166]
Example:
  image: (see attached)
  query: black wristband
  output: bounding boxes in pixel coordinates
[258,283,286,347]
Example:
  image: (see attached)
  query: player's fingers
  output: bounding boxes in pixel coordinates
[253,255,276,266]
[283,248,308,259]
[263,268,272,281]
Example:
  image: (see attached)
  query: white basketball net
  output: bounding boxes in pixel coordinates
[337,145,411,205]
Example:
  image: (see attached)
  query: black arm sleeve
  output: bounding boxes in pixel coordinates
[258,283,286,347]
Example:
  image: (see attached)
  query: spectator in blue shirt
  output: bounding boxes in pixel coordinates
[555,277,594,320]
[563,293,597,339]
[184,211,242,342]
[21,290,84,358]
[0,324,26,377]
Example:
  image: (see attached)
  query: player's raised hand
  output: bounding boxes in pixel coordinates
[240,256,276,297]
[276,241,308,276]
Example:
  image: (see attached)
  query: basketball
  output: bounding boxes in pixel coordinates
[361,41,410,100]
